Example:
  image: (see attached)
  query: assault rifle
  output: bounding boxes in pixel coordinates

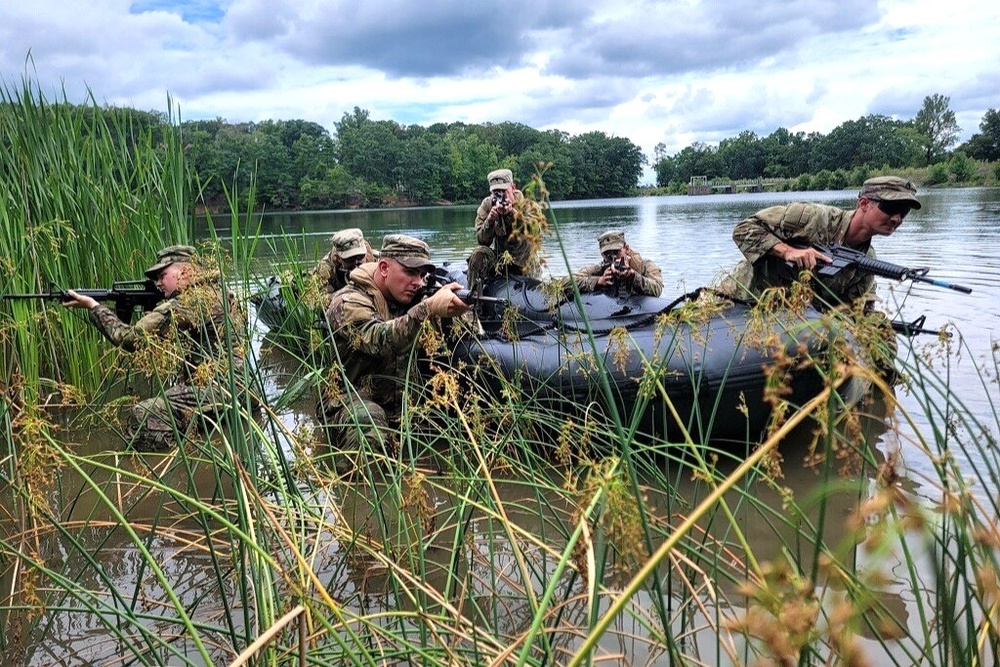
[2,280,164,323]
[784,242,970,337]
[598,256,631,299]
[601,256,628,275]
[421,283,507,309]
[890,314,950,338]
[795,242,972,294]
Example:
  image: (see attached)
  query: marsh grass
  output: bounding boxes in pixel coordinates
[2,84,1000,666]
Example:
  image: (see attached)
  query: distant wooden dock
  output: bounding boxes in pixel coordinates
[688,176,783,195]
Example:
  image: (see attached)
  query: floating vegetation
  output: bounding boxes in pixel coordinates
[2,78,1000,667]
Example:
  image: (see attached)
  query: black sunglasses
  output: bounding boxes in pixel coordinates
[874,199,911,218]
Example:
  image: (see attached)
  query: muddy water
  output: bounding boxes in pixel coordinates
[5,187,997,664]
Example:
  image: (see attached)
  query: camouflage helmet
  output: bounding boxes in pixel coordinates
[145,245,196,279]
[487,168,513,191]
[330,228,367,259]
[860,176,921,210]
[379,234,434,270]
[598,230,626,253]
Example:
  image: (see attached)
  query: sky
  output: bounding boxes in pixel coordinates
[2,0,998,184]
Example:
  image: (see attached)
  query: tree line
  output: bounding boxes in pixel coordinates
[4,93,998,212]
[181,108,646,210]
[653,95,1000,191]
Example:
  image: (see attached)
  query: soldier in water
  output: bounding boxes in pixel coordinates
[466,168,548,293]
[319,234,469,460]
[62,245,246,450]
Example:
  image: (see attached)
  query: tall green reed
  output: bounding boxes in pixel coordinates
[0,76,192,395]
[2,99,1000,666]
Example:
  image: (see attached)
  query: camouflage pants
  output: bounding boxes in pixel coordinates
[316,393,399,472]
[467,246,527,292]
[130,381,236,451]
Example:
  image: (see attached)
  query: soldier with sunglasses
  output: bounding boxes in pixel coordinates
[719,176,922,311]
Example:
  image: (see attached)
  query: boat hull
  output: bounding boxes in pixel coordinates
[449,276,869,443]
[252,270,871,443]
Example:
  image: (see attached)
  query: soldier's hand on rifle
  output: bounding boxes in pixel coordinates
[424,282,472,318]
[596,265,617,288]
[615,255,634,281]
[488,194,513,223]
[61,289,99,310]
[776,242,832,269]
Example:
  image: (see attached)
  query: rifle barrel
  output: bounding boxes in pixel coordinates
[454,289,505,306]
[823,244,973,294]
[912,275,973,294]
[2,288,135,301]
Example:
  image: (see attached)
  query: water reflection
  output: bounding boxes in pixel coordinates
[6,189,997,663]
[218,187,1000,482]
[0,361,931,665]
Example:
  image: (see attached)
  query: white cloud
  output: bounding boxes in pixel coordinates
[2,0,998,177]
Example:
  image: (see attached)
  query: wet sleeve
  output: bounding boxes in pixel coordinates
[89,301,171,351]
[573,263,605,292]
[332,292,430,357]
[634,260,664,297]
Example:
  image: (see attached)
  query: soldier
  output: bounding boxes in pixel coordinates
[466,168,548,292]
[719,176,922,310]
[310,227,376,302]
[320,234,470,456]
[62,245,246,450]
[572,229,663,297]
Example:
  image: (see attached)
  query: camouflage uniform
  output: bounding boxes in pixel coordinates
[90,246,245,450]
[573,230,663,297]
[719,202,875,309]
[467,169,547,289]
[310,228,376,306]
[320,237,434,452]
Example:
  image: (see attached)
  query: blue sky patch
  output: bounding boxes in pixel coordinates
[129,0,225,24]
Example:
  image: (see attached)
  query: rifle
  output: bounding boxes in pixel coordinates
[794,242,972,294]
[421,283,507,309]
[782,242,969,337]
[890,314,951,338]
[599,256,631,299]
[2,280,164,323]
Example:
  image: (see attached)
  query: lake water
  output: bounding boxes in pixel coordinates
[8,188,997,665]
[228,187,1000,499]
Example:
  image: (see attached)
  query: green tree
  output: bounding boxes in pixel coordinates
[717,130,765,179]
[200,122,260,206]
[926,162,950,185]
[334,108,406,189]
[829,168,849,190]
[517,131,575,200]
[671,142,723,184]
[948,151,976,182]
[810,115,921,172]
[566,132,645,199]
[397,135,446,203]
[440,129,499,203]
[760,128,811,178]
[959,108,1000,162]
[812,169,833,190]
[491,121,543,158]
[913,94,961,165]
[300,164,363,209]
[652,143,676,187]
[291,133,337,184]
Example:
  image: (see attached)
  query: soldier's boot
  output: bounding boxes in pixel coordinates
[466,247,491,299]
[131,416,177,452]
